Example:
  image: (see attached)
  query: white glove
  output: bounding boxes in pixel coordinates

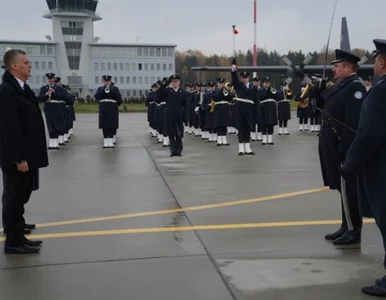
[231,64,237,72]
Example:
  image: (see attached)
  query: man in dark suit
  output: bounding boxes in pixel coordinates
[0,49,49,254]
[342,39,386,297]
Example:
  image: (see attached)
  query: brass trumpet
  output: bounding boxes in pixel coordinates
[209,99,216,113]
[104,85,110,93]
[222,82,234,96]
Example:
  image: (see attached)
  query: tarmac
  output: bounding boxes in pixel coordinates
[0,112,384,300]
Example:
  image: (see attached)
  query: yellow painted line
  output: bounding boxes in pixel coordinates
[26,187,328,229]
[0,218,376,242]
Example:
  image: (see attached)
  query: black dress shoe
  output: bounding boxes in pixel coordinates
[362,281,386,297]
[25,224,36,230]
[325,227,347,240]
[333,229,361,246]
[4,245,41,254]
[24,237,43,247]
[245,151,255,155]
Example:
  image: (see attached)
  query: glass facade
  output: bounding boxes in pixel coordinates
[46,0,98,13]
[61,21,84,70]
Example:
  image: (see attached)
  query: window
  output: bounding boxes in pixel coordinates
[48,61,53,70]
[95,76,98,84]
[131,63,136,71]
[139,63,142,71]
[151,77,155,83]
[162,48,167,57]
[35,61,39,69]
[156,48,161,57]
[40,45,46,55]
[42,62,46,70]
[169,63,173,71]
[101,62,105,71]
[144,63,148,71]
[120,76,124,84]
[139,77,143,84]
[47,46,53,55]
[36,76,40,84]
[120,63,123,71]
[133,90,136,97]
[151,63,154,70]
[127,91,130,97]
[42,76,45,83]
[126,77,130,84]
[157,63,160,71]
[144,48,149,56]
[168,48,173,57]
[133,77,136,84]
[107,63,111,70]
[145,77,149,84]
[149,48,154,56]
[163,63,166,71]
[126,63,130,71]
[113,63,117,70]
[114,76,118,83]
[137,47,142,56]
[94,62,98,71]
[139,91,143,97]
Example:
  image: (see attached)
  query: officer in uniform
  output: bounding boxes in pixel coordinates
[342,39,386,297]
[54,77,72,143]
[231,58,257,155]
[295,82,313,131]
[146,83,158,137]
[251,77,262,141]
[94,75,122,148]
[259,77,283,145]
[212,77,233,146]
[316,49,366,246]
[38,73,67,150]
[202,81,217,142]
[64,85,76,137]
[157,74,188,157]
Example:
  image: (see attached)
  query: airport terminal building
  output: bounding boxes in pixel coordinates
[0,0,176,99]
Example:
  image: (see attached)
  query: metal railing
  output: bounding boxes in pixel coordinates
[44,8,101,17]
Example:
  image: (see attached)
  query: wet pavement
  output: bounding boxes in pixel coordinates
[0,113,383,300]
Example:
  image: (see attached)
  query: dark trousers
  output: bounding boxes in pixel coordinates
[103,128,115,138]
[261,125,274,135]
[217,126,227,136]
[338,175,363,231]
[169,136,183,155]
[299,118,309,124]
[2,170,34,246]
[49,132,59,138]
[238,130,251,143]
[279,120,288,127]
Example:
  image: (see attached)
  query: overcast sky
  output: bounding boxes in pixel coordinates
[1,0,385,56]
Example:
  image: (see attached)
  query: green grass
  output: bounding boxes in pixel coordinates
[71,103,146,113]
[40,102,299,114]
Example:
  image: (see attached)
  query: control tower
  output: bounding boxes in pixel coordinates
[43,0,102,93]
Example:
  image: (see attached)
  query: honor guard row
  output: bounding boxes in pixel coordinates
[94,75,123,148]
[38,73,76,150]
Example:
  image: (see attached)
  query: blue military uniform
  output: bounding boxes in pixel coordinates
[231,60,258,155]
[94,75,122,148]
[317,49,366,246]
[202,81,217,143]
[146,84,158,137]
[342,39,386,297]
[38,73,68,150]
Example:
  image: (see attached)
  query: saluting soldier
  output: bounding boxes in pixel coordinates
[259,77,283,145]
[38,73,67,150]
[231,58,257,155]
[341,39,386,296]
[94,75,122,148]
[157,74,188,157]
[316,49,366,246]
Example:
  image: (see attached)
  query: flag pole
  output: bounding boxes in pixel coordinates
[232,25,237,58]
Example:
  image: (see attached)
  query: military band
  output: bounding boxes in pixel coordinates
[38,73,74,150]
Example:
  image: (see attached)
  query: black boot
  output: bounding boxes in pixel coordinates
[333,229,361,246]
[325,226,347,241]
[362,276,386,297]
